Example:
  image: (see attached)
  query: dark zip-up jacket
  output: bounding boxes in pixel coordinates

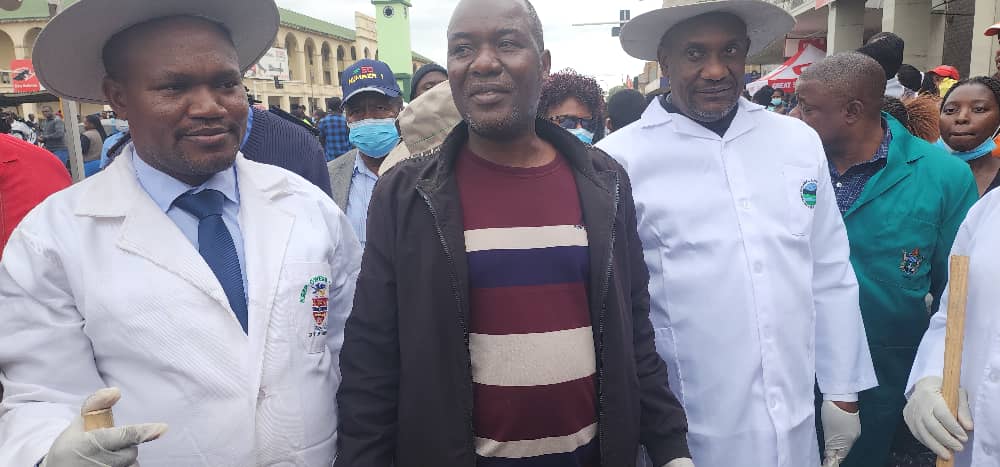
[335,119,690,467]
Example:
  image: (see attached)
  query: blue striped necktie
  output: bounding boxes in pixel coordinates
[173,189,248,333]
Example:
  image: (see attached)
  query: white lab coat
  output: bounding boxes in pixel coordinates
[0,146,362,466]
[597,98,877,467]
[907,189,1000,467]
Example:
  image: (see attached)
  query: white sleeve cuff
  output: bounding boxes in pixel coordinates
[823,393,859,403]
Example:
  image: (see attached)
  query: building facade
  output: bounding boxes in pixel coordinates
[635,0,1000,93]
[0,0,434,118]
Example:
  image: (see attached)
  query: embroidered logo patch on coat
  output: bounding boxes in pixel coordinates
[900,248,923,277]
[300,275,330,338]
[800,180,818,208]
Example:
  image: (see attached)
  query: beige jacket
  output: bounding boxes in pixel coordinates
[379,81,462,175]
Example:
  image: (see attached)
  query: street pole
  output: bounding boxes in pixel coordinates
[55,0,86,182]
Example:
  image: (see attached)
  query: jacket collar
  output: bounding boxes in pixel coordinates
[72,144,297,392]
[638,96,762,142]
[421,118,608,193]
[416,118,620,348]
[844,114,921,217]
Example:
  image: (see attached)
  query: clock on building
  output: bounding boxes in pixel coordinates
[383,5,394,18]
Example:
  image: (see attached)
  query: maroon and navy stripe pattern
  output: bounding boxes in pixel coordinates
[457,149,598,467]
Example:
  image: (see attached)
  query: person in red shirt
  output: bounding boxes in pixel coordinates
[0,133,71,256]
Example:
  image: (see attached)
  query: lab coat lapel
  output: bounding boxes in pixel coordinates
[722,100,759,142]
[86,149,235,312]
[234,155,295,397]
[658,97,759,141]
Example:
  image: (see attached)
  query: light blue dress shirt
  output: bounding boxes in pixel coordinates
[132,153,248,296]
[99,132,127,169]
[345,152,378,247]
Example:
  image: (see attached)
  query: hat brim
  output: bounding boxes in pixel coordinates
[33,0,279,104]
[986,23,1000,36]
[620,0,795,61]
[344,86,403,103]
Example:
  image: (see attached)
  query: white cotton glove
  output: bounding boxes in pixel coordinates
[41,388,168,467]
[903,376,974,460]
[662,458,695,467]
[821,400,861,467]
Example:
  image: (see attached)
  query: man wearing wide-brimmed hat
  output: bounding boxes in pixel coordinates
[598,1,877,466]
[0,0,361,466]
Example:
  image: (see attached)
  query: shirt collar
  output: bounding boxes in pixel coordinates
[871,117,893,163]
[240,107,254,148]
[829,118,893,177]
[353,151,379,180]
[132,151,240,213]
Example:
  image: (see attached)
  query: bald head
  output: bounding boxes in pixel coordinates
[449,0,543,51]
[799,52,886,117]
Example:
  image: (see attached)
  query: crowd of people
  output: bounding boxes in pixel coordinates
[3,0,1000,466]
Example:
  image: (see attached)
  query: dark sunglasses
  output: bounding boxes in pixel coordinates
[550,115,597,132]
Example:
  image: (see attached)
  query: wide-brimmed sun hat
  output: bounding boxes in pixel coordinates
[620,0,795,61]
[33,0,279,104]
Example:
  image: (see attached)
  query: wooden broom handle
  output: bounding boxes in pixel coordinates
[937,255,970,467]
[83,408,114,431]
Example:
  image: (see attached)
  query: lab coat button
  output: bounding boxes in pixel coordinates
[984,445,994,456]
[741,200,750,210]
[753,262,763,274]
[991,369,1000,382]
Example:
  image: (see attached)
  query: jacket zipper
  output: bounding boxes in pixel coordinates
[417,186,477,461]
[597,174,620,466]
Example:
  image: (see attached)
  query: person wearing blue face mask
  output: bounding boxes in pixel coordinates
[327,59,403,246]
[538,69,605,145]
[938,76,1000,196]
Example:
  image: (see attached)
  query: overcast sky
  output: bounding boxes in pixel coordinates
[275,0,662,90]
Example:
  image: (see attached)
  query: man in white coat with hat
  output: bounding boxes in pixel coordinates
[598,1,877,466]
[0,0,361,466]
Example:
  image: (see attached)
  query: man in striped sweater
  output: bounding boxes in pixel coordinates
[335,0,693,466]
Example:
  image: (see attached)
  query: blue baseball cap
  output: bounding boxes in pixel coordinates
[341,59,401,104]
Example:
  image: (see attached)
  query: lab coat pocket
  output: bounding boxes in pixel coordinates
[283,262,334,355]
[782,165,818,236]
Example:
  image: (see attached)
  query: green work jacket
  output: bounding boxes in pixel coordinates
[841,115,978,467]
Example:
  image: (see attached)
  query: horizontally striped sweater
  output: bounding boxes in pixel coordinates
[456,148,599,467]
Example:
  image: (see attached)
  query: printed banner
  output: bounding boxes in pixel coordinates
[244,47,290,81]
[10,59,39,93]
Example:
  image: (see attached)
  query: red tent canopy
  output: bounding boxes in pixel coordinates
[746,44,826,96]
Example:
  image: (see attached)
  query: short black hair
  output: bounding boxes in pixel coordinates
[607,89,646,130]
[881,96,909,128]
[897,64,922,92]
[523,0,544,51]
[752,85,775,106]
[102,16,234,81]
[327,97,343,112]
[857,32,904,79]
[941,76,1000,111]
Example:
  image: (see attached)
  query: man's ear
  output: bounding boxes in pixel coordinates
[102,76,128,120]
[844,100,863,125]
[605,117,613,133]
[540,49,552,81]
